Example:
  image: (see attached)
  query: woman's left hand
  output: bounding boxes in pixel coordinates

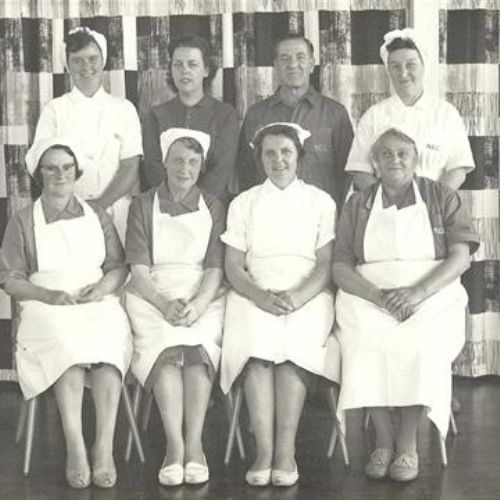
[76,283,105,303]
[382,286,426,319]
[177,300,202,327]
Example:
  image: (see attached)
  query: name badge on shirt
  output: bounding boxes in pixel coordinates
[426,143,443,152]
[433,227,445,234]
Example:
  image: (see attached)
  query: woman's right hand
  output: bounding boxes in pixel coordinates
[255,289,294,316]
[157,296,188,325]
[43,290,78,305]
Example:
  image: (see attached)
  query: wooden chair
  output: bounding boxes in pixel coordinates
[124,379,246,463]
[224,382,350,467]
[361,406,458,466]
[16,377,146,476]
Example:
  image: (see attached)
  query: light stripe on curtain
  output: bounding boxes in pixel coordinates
[439,0,500,376]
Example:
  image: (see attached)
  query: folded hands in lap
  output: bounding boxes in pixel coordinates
[379,286,426,322]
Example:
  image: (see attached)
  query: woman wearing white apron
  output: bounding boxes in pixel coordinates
[125,128,225,486]
[0,138,132,489]
[333,127,479,482]
[221,123,340,487]
[24,27,143,242]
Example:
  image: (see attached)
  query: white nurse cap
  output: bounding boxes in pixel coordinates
[25,137,83,176]
[250,122,311,149]
[160,128,211,162]
[64,26,107,65]
[379,27,427,68]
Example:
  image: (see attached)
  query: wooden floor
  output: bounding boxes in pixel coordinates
[1,376,499,500]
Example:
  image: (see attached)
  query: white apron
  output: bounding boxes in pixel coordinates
[15,197,132,399]
[336,182,467,435]
[220,184,339,394]
[65,93,132,242]
[126,192,225,386]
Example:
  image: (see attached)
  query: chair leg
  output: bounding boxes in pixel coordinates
[23,397,37,476]
[327,385,349,467]
[224,389,245,460]
[141,391,153,432]
[363,408,370,431]
[125,380,143,462]
[224,385,243,466]
[439,435,448,467]
[16,398,28,444]
[121,385,145,463]
[450,410,458,436]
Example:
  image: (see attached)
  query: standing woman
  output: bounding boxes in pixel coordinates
[141,35,239,202]
[346,28,474,191]
[0,138,132,488]
[333,128,479,482]
[220,123,339,487]
[25,26,143,241]
[125,129,225,486]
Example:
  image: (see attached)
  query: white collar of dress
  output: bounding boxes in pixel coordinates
[70,85,106,104]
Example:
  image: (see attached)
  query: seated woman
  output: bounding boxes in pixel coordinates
[220,122,340,487]
[333,127,479,482]
[0,138,132,489]
[125,128,225,486]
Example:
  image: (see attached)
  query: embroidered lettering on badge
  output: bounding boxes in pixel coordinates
[433,227,445,234]
[313,143,330,152]
[426,143,442,151]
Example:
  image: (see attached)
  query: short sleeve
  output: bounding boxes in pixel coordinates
[90,203,127,272]
[315,192,337,249]
[445,105,475,173]
[442,190,480,254]
[332,196,359,267]
[0,214,30,285]
[119,100,144,160]
[125,196,153,267]
[203,194,226,269]
[220,193,249,252]
[344,108,376,175]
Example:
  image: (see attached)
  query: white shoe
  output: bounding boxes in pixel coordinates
[158,462,184,486]
[184,455,209,484]
[245,468,272,486]
[271,464,299,487]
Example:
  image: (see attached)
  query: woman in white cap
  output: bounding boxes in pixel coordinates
[25,26,143,241]
[125,128,225,486]
[333,127,479,482]
[346,27,474,191]
[0,138,132,489]
[220,122,340,487]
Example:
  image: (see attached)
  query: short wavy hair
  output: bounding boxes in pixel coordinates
[252,123,305,166]
[32,144,83,188]
[386,37,423,64]
[167,35,218,92]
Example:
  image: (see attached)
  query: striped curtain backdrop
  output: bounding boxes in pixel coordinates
[3,1,497,378]
[439,1,500,376]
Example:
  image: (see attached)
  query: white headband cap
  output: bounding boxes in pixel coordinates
[64,26,107,66]
[25,137,83,176]
[160,128,211,162]
[250,122,311,149]
[371,125,421,157]
[379,27,426,68]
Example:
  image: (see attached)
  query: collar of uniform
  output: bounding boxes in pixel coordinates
[158,182,201,212]
[69,85,106,104]
[175,94,212,109]
[41,194,83,223]
[262,176,301,195]
[364,178,417,209]
[270,86,319,108]
[390,91,430,111]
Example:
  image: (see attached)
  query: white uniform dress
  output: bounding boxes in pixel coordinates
[126,192,225,387]
[16,197,132,399]
[346,93,475,181]
[220,178,340,394]
[25,87,143,241]
[336,181,468,435]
